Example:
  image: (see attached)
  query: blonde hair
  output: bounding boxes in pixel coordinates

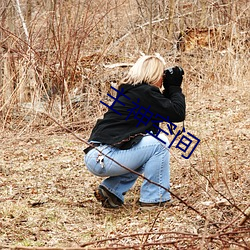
[121,54,165,85]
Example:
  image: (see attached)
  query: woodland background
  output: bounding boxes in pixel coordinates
[0,0,249,249]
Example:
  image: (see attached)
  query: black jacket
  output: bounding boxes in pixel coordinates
[88,83,185,149]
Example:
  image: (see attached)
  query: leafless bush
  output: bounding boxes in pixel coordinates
[0,0,249,130]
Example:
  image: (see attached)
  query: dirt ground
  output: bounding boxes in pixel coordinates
[0,80,249,249]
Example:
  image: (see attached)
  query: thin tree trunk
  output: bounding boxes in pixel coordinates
[147,0,153,54]
[13,0,38,104]
[1,0,15,112]
[14,0,30,45]
[168,0,175,42]
[200,0,207,27]
[25,0,32,31]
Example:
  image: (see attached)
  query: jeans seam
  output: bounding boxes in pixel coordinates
[159,151,164,201]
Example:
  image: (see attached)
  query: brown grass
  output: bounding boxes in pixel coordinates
[0,0,249,249]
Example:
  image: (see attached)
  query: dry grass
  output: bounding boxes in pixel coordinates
[0,79,249,249]
[0,0,249,249]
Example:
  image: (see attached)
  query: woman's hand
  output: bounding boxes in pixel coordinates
[163,66,184,88]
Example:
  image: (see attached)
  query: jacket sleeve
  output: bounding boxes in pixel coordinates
[146,86,186,122]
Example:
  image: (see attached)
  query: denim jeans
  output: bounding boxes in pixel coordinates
[84,134,170,204]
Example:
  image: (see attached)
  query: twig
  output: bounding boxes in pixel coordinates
[81,231,199,248]
[216,238,250,250]
[219,211,245,232]
[103,63,134,68]
[141,210,162,249]
[190,162,247,217]
[239,207,250,226]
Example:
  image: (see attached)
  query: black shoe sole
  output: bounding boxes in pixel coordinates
[94,186,122,209]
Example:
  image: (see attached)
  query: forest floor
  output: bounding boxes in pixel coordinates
[0,76,249,249]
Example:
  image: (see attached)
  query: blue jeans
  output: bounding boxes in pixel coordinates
[84,134,170,203]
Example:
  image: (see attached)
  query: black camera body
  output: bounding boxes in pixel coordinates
[164,67,175,75]
[163,66,184,88]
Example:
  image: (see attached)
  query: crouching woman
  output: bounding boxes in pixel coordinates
[84,54,185,209]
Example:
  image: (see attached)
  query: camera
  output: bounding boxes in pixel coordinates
[163,66,184,87]
[164,67,174,75]
[163,66,184,77]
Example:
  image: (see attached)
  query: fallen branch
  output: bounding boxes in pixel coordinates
[103,63,134,68]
